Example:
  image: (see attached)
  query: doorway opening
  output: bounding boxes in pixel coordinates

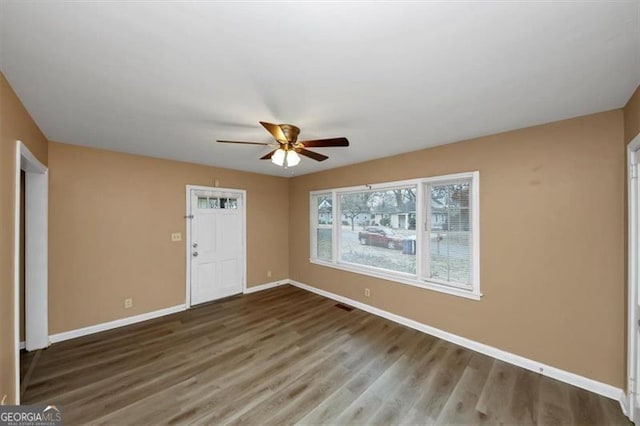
[627,133,640,423]
[14,141,48,404]
[185,185,246,308]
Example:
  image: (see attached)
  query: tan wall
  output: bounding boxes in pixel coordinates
[48,142,289,334]
[624,85,640,144]
[0,73,48,403]
[290,110,626,388]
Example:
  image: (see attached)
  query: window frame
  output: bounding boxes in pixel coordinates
[309,171,481,300]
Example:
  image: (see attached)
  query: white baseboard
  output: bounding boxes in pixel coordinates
[619,394,629,417]
[49,304,186,344]
[243,279,288,294]
[288,279,625,403]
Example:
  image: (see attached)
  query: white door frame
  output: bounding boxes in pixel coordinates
[185,185,247,308]
[627,133,640,422]
[14,141,49,403]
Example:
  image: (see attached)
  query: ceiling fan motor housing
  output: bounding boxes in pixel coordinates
[279,124,300,144]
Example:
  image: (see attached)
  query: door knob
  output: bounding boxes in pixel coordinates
[192,243,198,248]
[192,252,198,257]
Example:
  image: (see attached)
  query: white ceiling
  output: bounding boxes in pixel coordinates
[1,2,639,177]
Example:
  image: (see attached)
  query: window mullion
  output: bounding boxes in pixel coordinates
[447,205,451,282]
[415,182,423,279]
[423,183,432,280]
[471,172,480,291]
[332,191,339,264]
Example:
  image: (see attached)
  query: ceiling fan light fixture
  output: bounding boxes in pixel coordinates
[271,148,301,168]
[271,148,286,166]
[287,150,301,167]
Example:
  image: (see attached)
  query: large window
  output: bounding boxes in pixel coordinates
[310,172,480,300]
[340,187,416,275]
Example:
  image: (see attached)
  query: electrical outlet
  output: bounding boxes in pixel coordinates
[364,288,371,297]
[267,270,272,278]
[124,298,133,309]
[171,232,181,242]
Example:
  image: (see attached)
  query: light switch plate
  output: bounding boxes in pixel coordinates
[171,233,182,242]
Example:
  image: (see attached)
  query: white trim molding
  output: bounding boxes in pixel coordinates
[243,279,288,294]
[13,142,20,402]
[14,141,49,405]
[627,133,640,422]
[49,305,186,344]
[288,279,625,404]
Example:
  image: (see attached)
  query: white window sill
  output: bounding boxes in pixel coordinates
[309,258,482,301]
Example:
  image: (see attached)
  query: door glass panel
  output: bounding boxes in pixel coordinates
[198,196,224,209]
[196,194,242,209]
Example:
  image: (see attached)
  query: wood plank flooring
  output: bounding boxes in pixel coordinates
[20,285,629,425]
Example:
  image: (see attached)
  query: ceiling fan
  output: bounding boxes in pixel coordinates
[217,121,349,168]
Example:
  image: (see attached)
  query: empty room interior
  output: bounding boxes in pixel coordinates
[2,1,640,425]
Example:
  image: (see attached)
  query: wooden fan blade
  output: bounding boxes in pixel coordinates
[296,148,328,162]
[259,121,287,142]
[260,149,278,160]
[299,137,349,148]
[216,140,271,146]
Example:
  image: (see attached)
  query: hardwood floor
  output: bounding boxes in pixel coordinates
[21,285,629,425]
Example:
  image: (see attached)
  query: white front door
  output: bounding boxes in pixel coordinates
[189,188,244,305]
